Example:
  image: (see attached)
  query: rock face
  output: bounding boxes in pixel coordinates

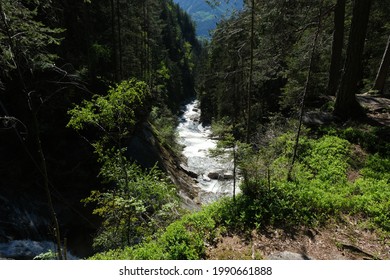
[267,251,312,260]
[130,122,201,210]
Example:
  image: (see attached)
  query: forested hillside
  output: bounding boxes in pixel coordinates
[1,0,389,261]
[173,0,243,38]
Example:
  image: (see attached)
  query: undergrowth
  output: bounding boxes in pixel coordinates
[90,128,390,260]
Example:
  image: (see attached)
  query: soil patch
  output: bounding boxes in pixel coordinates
[206,217,390,260]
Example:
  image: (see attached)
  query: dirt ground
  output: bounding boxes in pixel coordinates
[206,216,390,260]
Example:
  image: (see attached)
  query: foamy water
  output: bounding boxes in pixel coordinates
[176,100,239,203]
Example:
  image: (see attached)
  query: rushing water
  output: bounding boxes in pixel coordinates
[0,240,78,260]
[177,100,239,204]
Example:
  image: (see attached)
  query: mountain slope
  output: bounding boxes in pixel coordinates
[173,0,243,38]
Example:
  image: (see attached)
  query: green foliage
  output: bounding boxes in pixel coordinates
[220,132,390,233]
[90,130,390,259]
[143,210,217,260]
[0,0,64,80]
[349,153,390,230]
[33,250,56,260]
[149,105,180,152]
[67,79,150,142]
[82,160,179,251]
[360,154,390,181]
[160,221,204,260]
[89,208,218,260]
[301,136,350,184]
[210,117,233,140]
[67,78,180,252]
[341,126,390,156]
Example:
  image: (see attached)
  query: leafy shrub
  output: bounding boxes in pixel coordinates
[159,210,217,259]
[341,126,390,156]
[149,105,180,152]
[160,222,204,260]
[89,207,218,260]
[360,154,390,181]
[349,152,390,230]
[83,162,179,251]
[33,250,56,260]
[302,135,350,184]
[68,79,151,138]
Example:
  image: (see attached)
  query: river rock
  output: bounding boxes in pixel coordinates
[180,164,198,178]
[223,173,234,180]
[207,171,222,180]
[202,175,211,182]
[267,251,312,260]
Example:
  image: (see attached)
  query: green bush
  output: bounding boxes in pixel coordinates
[161,222,204,260]
[360,154,390,181]
[149,105,181,152]
[349,152,390,230]
[89,207,218,260]
[83,162,179,252]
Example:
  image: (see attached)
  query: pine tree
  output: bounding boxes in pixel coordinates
[327,0,346,96]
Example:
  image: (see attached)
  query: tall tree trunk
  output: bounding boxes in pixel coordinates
[110,0,118,81]
[116,0,123,80]
[246,0,255,143]
[142,0,147,81]
[372,35,390,95]
[334,0,372,120]
[327,0,346,96]
[288,4,323,181]
[145,2,151,85]
[30,107,64,260]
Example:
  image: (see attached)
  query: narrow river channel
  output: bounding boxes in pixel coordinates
[177,99,238,204]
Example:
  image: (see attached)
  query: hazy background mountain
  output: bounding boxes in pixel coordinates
[173,0,243,39]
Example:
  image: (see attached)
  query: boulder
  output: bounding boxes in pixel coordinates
[179,164,198,178]
[207,171,222,180]
[223,173,234,180]
[267,251,312,260]
[202,175,211,182]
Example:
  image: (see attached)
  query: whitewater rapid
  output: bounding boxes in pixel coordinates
[176,100,239,204]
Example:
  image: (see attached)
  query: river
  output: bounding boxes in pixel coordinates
[177,99,239,204]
